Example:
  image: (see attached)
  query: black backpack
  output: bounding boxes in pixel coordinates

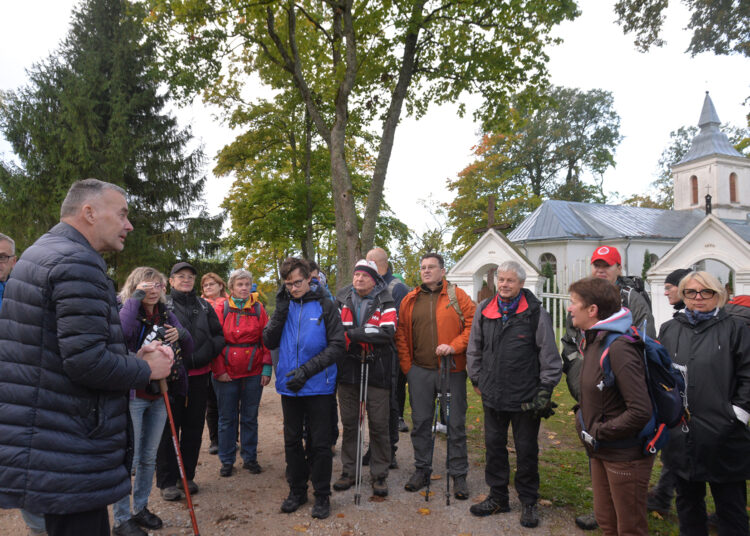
[619,275,652,311]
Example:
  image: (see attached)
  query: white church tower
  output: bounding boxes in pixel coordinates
[673,92,750,219]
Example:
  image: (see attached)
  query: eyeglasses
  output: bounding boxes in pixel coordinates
[683,288,717,299]
[284,279,306,289]
[0,254,15,264]
[202,281,218,288]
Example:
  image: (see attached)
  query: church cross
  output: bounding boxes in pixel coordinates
[473,195,510,234]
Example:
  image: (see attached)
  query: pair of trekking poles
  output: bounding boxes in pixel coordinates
[352,349,453,506]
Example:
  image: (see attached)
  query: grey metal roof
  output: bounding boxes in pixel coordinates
[507,200,709,242]
[677,92,744,165]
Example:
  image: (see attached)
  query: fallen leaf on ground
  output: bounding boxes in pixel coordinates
[475,417,480,423]
[567,411,574,416]
[369,495,386,502]
[418,507,431,515]
[341,532,354,536]
[539,499,552,506]
[473,494,488,503]
[552,440,561,445]
[467,424,475,431]
[336,513,346,518]
[420,490,434,497]
[651,511,664,520]
[430,474,442,480]
[293,525,308,532]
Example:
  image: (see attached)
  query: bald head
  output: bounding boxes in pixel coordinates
[366,247,389,276]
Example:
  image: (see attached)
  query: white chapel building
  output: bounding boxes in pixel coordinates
[447,92,750,331]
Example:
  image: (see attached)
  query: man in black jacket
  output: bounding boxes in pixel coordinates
[156,261,226,500]
[0,179,173,536]
[467,261,562,529]
[333,260,397,497]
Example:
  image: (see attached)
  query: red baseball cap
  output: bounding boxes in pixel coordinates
[591,245,621,266]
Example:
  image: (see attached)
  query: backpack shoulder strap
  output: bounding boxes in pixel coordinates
[598,329,637,390]
[445,282,465,330]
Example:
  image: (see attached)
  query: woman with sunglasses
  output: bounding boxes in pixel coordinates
[658,271,750,536]
[113,267,193,536]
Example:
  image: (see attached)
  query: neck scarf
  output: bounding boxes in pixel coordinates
[497,293,522,324]
[684,307,718,325]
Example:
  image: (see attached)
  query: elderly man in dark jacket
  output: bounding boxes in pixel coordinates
[333,260,397,498]
[156,261,226,500]
[467,260,562,529]
[0,179,173,536]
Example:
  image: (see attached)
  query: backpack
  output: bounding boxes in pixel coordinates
[579,322,688,455]
[223,300,261,323]
[619,275,652,312]
[445,281,465,330]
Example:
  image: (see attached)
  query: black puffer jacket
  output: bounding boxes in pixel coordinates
[335,282,397,389]
[168,289,225,371]
[466,289,562,411]
[658,309,750,482]
[0,223,152,514]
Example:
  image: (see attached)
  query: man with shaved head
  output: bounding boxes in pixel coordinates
[367,248,410,467]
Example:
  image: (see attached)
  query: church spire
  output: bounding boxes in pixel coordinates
[678,91,743,165]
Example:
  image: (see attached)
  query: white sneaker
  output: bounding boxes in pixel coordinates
[432,422,448,434]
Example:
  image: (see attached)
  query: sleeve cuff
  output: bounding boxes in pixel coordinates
[733,404,750,426]
[262,364,273,377]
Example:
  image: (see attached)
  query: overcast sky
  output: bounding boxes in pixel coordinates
[1,0,749,234]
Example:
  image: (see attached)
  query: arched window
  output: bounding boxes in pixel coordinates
[691,175,698,205]
[649,253,658,266]
[539,253,557,275]
[730,172,738,203]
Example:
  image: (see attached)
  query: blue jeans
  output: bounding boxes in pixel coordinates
[113,396,167,526]
[213,375,264,466]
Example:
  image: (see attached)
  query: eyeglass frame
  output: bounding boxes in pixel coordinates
[0,254,16,264]
[682,288,717,299]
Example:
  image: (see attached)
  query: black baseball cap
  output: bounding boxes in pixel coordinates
[170,262,197,276]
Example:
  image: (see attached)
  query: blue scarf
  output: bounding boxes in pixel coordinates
[684,307,718,325]
[497,293,522,324]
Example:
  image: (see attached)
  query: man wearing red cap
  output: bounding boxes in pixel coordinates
[562,244,655,530]
[333,260,398,497]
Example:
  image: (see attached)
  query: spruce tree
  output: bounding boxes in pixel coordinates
[0,0,225,281]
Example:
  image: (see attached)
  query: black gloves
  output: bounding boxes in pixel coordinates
[132,289,146,301]
[285,367,309,393]
[274,286,290,317]
[521,388,558,419]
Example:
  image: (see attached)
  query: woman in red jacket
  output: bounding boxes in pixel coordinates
[211,269,272,477]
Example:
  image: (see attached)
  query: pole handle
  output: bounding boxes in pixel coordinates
[159,379,168,394]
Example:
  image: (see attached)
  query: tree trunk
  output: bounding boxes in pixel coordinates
[303,109,314,260]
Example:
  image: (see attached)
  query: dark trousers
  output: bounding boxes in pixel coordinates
[650,449,676,505]
[282,394,334,497]
[396,369,407,417]
[205,375,218,445]
[156,373,209,487]
[45,508,109,536]
[675,476,749,536]
[484,407,541,505]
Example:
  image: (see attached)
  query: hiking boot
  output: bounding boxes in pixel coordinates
[333,473,355,491]
[362,449,371,466]
[470,495,510,516]
[208,441,218,455]
[311,495,330,519]
[453,474,469,500]
[112,519,147,536]
[281,491,308,513]
[646,490,671,515]
[575,513,598,530]
[161,485,181,501]
[398,417,409,432]
[219,463,234,477]
[182,480,199,495]
[404,469,430,492]
[243,460,262,474]
[372,477,388,497]
[520,503,539,528]
[132,507,163,530]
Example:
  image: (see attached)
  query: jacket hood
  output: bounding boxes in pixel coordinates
[590,307,632,335]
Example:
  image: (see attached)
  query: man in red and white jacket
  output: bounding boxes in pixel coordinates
[333,260,397,498]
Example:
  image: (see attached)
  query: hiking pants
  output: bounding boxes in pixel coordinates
[484,407,540,505]
[406,365,468,476]
[591,455,654,536]
[675,476,749,536]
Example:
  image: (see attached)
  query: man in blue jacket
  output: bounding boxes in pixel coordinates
[0,179,174,536]
[0,232,16,310]
[263,257,345,520]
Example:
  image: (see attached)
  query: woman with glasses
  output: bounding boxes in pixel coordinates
[211,269,272,477]
[113,267,193,536]
[658,271,750,536]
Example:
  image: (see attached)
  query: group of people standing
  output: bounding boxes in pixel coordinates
[0,178,748,536]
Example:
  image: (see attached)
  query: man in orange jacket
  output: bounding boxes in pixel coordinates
[395,252,476,500]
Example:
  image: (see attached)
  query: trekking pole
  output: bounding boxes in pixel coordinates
[160,379,200,535]
[354,349,369,505]
[443,354,452,506]
[426,372,442,503]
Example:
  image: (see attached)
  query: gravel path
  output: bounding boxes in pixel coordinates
[0,384,591,535]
